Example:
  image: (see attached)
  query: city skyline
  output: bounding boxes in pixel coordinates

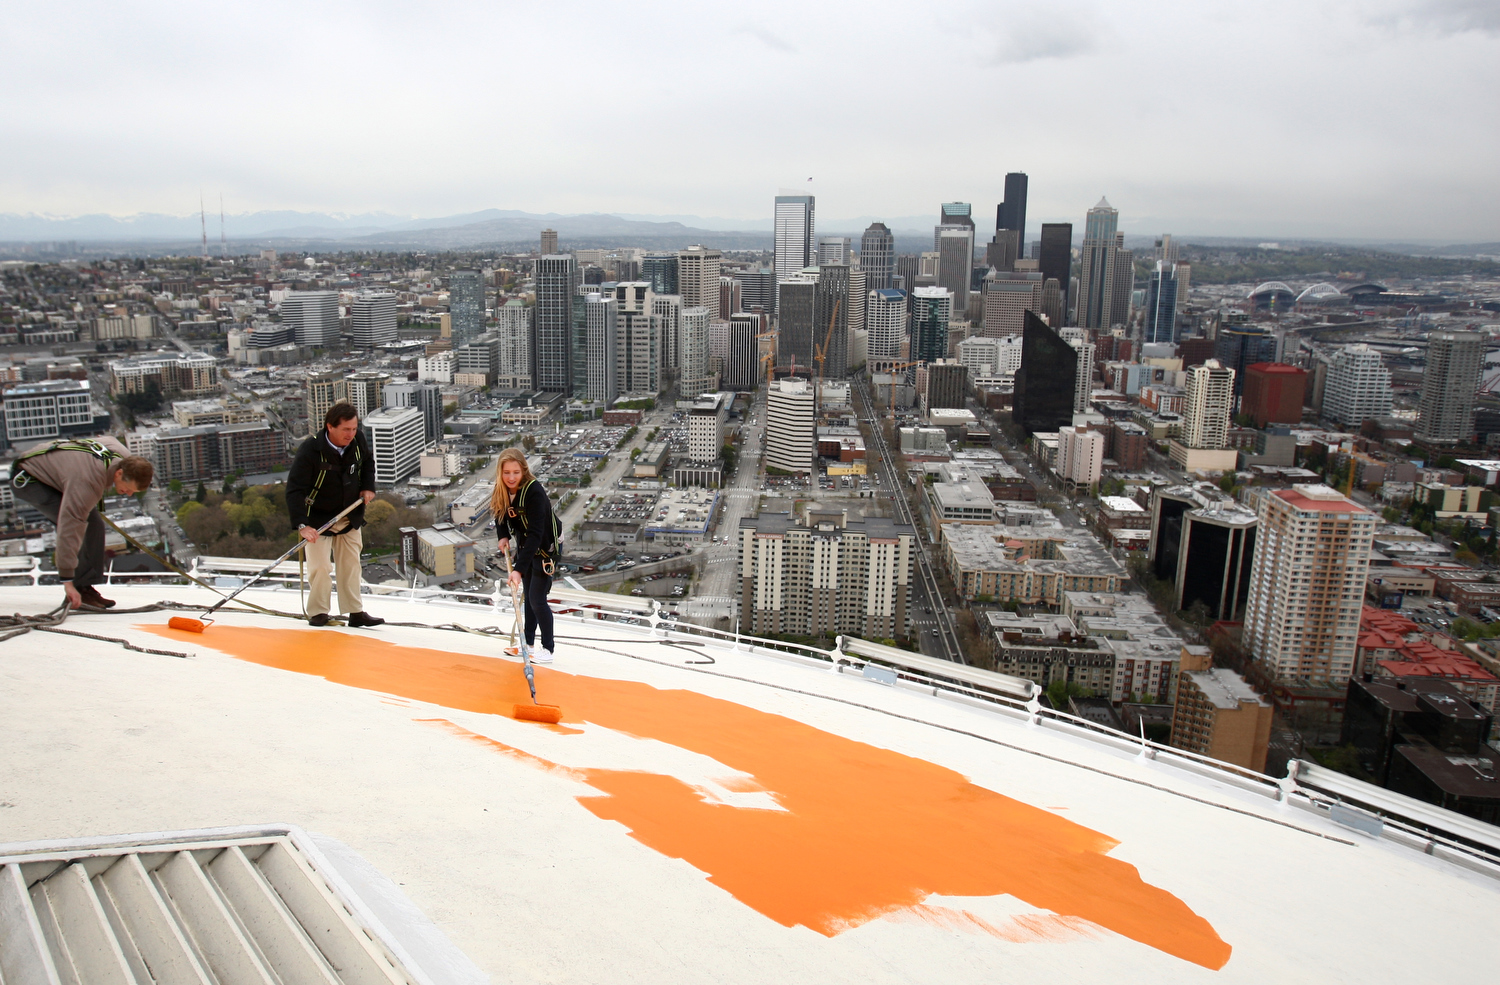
[2,1,1497,241]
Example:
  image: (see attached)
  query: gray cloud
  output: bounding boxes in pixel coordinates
[1367,0,1500,36]
[734,24,797,53]
[981,6,1101,64]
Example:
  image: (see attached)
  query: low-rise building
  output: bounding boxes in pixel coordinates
[943,509,1126,605]
[1170,645,1273,772]
[985,612,1115,697]
[413,523,481,586]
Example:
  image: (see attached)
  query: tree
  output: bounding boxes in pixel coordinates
[169,479,183,495]
[194,482,207,503]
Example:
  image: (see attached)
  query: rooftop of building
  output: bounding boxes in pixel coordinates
[942,519,1126,580]
[1100,496,1145,513]
[4,577,1498,982]
[416,523,476,548]
[1393,745,1500,799]
[1185,668,1270,710]
[1274,484,1371,514]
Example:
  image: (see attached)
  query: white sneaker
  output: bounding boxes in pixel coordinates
[529,646,553,664]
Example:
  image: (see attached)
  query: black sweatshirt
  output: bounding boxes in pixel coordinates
[286,431,376,533]
[496,480,556,574]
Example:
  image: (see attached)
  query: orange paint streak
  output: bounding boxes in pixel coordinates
[892,904,1103,944]
[144,624,1231,969]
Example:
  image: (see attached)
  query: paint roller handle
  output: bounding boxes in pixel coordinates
[298,498,366,545]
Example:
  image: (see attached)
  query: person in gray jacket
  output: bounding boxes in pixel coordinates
[11,436,154,609]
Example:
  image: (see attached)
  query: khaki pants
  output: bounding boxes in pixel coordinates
[305,521,364,617]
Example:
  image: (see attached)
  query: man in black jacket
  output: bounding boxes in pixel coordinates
[286,402,384,627]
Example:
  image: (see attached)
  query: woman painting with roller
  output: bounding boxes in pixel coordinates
[492,447,560,665]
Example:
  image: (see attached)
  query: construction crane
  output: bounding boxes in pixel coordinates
[875,360,921,417]
[755,332,777,387]
[812,298,841,418]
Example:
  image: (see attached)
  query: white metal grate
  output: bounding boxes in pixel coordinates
[0,828,444,985]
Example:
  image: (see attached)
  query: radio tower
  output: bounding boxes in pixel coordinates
[199,193,209,261]
[219,193,227,259]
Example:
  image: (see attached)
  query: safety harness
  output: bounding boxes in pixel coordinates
[506,478,560,576]
[12,438,121,490]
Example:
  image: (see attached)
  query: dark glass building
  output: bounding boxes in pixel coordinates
[814,265,849,379]
[860,223,896,290]
[533,255,577,394]
[777,279,817,374]
[1214,325,1279,397]
[1144,263,1179,345]
[642,253,679,297]
[1038,224,1073,319]
[1013,311,1077,435]
[997,172,1028,250]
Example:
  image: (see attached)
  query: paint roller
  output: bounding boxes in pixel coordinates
[504,547,563,725]
[166,499,364,633]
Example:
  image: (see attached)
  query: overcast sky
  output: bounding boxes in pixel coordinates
[3,0,1497,241]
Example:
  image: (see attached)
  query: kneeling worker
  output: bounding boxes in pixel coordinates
[287,402,384,628]
[11,436,154,609]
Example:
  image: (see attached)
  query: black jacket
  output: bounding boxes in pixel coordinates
[287,431,376,533]
[496,479,556,574]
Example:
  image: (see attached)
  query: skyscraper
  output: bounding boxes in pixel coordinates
[448,269,485,345]
[1214,325,1279,397]
[363,406,425,485]
[997,172,1028,250]
[539,229,558,255]
[774,195,815,283]
[280,291,340,348]
[1244,484,1375,685]
[1416,330,1483,446]
[651,294,682,374]
[866,288,908,361]
[680,306,711,396]
[776,277,818,374]
[496,299,531,389]
[1060,328,1094,414]
[719,277,742,325]
[1144,262,1179,345]
[613,282,658,395]
[1077,199,1130,330]
[1323,345,1392,429]
[731,268,775,313]
[585,293,618,404]
[765,378,815,475]
[910,287,953,365]
[860,223,896,290]
[677,245,722,320]
[351,291,397,348]
[1181,360,1235,450]
[383,381,442,445]
[985,230,1020,273]
[981,272,1042,337]
[1014,311,1078,435]
[725,316,760,391]
[817,237,851,266]
[814,265,849,380]
[642,253,679,297]
[1038,223,1073,319]
[533,254,577,394]
[936,228,973,319]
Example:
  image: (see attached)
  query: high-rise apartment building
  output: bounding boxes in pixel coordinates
[997,172,1028,250]
[687,392,727,464]
[363,406,425,486]
[1038,223,1073,319]
[651,294,682,374]
[304,370,341,431]
[642,253,679,297]
[677,246,722,320]
[910,287,952,364]
[817,237,851,266]
[448,269,485,345]
[1057,426,1104,492]
[496,299,532,389]
[814,264,849,379]
[719,277,742,327]
[1144,262,1178,345]
[1059,328,1095,414]
[1171,646,1272,773]
[773,195,815,284]
[533,255,577,394]
[281,291,340,347]
[1242,363,1306,427]
[846,265,866,339]
[1014,311,1078,435]
[866,288,907,361]
[680,306,711,395]
[1323,345,1392,429]
[383,381,442,446]
[340,371,390,420]
[351,291,397,348]
[1416,330,1483,446]
[584,293,619,404]
[739,506,915,640]
[765,378,815,474]
[776,276,818,373]
[612,282,658,395]
[1077,199,1132,330]
[539,229,558,255]
[860,223,896,290]
[1182,360,1235,450]
[1243,484,1376,685]
[455,334,500,385]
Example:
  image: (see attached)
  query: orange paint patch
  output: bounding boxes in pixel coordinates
[891,904,1103,944]
[143,624,1231,969]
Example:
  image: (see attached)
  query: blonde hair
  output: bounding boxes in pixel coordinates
[490,447,536,522]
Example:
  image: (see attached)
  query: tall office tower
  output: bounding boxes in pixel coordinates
[765,377,816,474]
[719,277,742,325]
[910,287,953,364]
[1066,332,1095,414]
[1014,311,1078,435]
[1416,330,1483,445]
[642,253,679,297]
[496,299,532,388]
[1242,363,1307,427]
[860,223,896,289]
[651,294,682,374]
[533,255,577,394]
[1041,278,1063,327]
[455,334,500,384]
[814,264,850,380]
[584,293,618,404]
[731,268,775,313]
[1155,233,1179,265]
[1078,198,1128,329]
[680,306,711,395]
[363,406,425,485]
[774,195,816,283]
[846,264,866,340]
[817,236,851,266]
[351,291,397,348]
[866,288,908,361]
[981,272,1043,337]
[1323,345,1393,429]
[936,202,973,243]
[383,381,442,445]
[894,254,920,294]
[985,230,1020,272]
[924,362,968,411]
[539,229,558,255]
[1143,262,1179,345]
[1214,325,1279,397]
[936,228,973,317]
[1037,223,1073,317]
[281,291,340,347]
[776,276,818,373]
[1109,236,1135,330]
[997,172,1028,248]
[725,316,761,391]
[448,269,485,345]
[1244,484,1376,685]
[304,370,341,431]
[677,245,722,320]
[612,282,658,395]
[1057,425,1104,491]
[1182,360,1235,449]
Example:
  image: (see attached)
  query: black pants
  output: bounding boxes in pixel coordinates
[521,567,554,651]
[14,476,105,589]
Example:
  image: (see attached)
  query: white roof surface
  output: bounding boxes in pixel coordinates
[2,583,1499,983]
